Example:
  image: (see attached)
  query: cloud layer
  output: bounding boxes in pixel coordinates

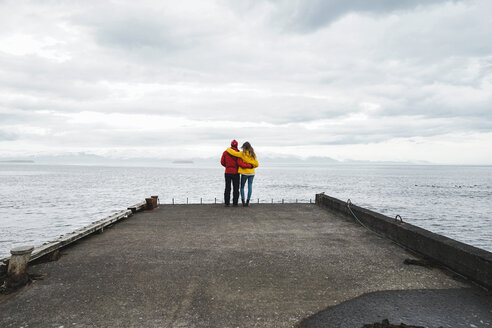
[0,0,491,164]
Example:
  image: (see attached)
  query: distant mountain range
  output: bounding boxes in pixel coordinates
[0,160,35,163]
[0,153,432,166]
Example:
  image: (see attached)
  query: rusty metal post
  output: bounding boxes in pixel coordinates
[7,246,34,286]
[150,196,159,208]
[145,197,154,210]
[151,195,159,208]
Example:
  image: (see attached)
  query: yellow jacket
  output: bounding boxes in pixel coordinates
[226,148,259,174]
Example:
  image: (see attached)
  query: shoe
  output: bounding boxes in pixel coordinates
[246,199,250,207]
[241,199,245,207]
[224,204,230,207]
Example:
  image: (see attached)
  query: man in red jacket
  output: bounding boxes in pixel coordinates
[221,140,240,206]
[221,140,251,207]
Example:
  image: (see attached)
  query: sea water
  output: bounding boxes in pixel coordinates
[0,163,491,258]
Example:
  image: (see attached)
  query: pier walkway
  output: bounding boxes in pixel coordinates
[1,204,490,327]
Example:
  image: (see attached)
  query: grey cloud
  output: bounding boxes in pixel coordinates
[375,14,492,63]
[376,90,492,122]
[90,17,181,52]
[0,113,19,123]
[37,126,225,148]
[73,4,207,55]
[0,54,123,105]
[205,118,455,147]
[230,0,459,32]
[0,130,17,141]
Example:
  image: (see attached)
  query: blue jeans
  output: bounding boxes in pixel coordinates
[240,175,255,200]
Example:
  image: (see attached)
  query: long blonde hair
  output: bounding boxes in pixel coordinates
[241,142,256,159]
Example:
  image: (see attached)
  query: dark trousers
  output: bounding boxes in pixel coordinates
[224,173,240,205]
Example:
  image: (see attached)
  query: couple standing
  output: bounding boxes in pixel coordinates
[220,140,259,207]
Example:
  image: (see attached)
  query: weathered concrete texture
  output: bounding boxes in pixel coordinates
[0,204,485,327]
[298,288,492,328]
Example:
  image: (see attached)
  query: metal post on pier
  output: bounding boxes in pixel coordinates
[187,197,188,204]
[172,198,174,205]
[145,197,154,210]
[200,198,202,204]
[151,195,159,208]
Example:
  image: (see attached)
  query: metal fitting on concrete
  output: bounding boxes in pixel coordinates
[151,195,159,208]
[145,197,154,210]
[7,246,34,286]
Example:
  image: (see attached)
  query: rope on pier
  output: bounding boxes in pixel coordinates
[346,199,419,252]
[345,198,477,288]
[346,199,385,239]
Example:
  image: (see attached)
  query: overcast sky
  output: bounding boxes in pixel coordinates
[0,0,491,164]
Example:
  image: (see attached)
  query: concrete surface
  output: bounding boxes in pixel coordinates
[316,193,492,289]
[0,204,488,327]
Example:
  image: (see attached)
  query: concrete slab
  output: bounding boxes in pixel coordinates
[0,204,487,327]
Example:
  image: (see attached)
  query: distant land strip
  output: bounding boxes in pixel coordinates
[0,160,35,163]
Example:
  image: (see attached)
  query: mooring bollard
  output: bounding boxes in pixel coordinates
[7,246,34,286]
[151,195,159,208]
[145,197,154,210]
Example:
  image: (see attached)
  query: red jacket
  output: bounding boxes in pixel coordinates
[221,147,252,174]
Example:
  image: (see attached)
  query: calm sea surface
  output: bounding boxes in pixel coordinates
[0,163,491,258]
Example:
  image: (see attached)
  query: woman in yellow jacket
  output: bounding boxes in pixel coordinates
[226,141,259,206]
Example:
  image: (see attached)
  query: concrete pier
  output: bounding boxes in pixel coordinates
[0,204,490,327]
